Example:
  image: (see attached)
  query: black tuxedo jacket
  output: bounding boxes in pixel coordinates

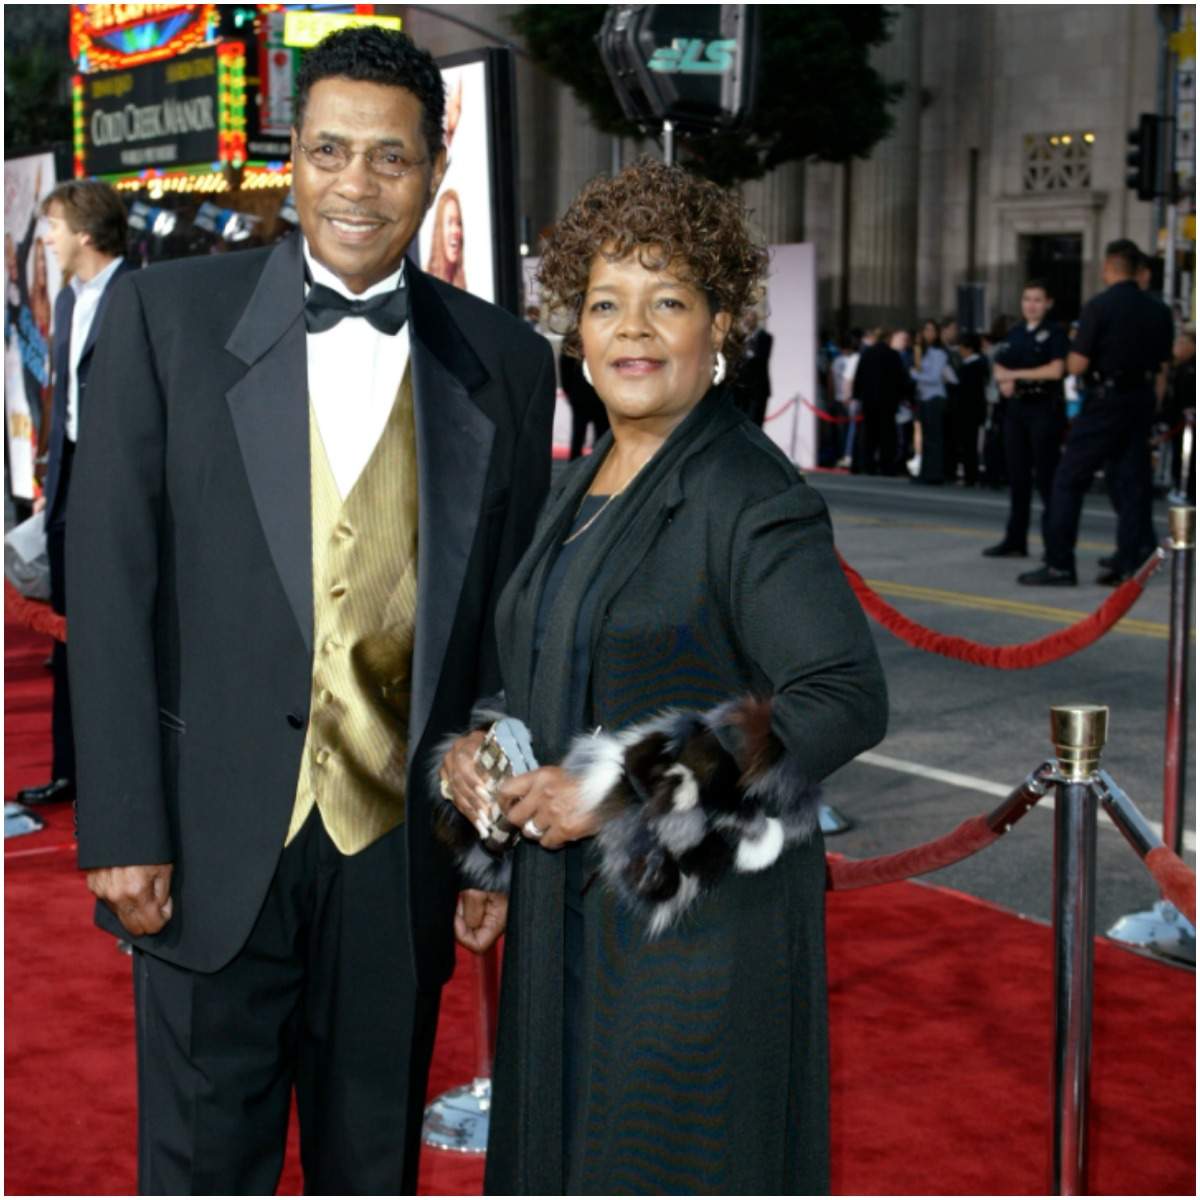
[852,340,908,410]
[44,259,136,526]
[66,234,555,982]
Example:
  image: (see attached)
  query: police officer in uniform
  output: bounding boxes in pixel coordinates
[1019,239,1174,586]
[983,279,1068,556]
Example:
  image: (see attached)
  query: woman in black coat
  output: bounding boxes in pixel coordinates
[436,159,888,1195]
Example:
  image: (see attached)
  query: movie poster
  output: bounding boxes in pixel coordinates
[4,152,63,502]
[417,58,496,305]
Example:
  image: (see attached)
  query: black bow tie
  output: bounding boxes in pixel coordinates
[304,281,408,335]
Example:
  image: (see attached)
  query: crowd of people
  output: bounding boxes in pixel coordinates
[815,259,1195,585]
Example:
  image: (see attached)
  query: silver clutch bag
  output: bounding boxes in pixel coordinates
[474,717,540,853]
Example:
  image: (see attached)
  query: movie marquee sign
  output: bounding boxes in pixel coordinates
[80,46,220,176]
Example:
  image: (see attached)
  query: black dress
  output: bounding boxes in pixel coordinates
[481,390,887,1195]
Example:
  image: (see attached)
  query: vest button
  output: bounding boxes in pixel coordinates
[286,712,304,729]
[336,521,355,540]
[318,689,333,704]
[314,748,331,766]
[322,637,341,655]
[330,583,348,598]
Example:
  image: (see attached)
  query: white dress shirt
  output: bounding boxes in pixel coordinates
[303,241,411,499]
[67,255,124,442]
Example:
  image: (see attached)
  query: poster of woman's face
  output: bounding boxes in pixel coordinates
[418,62,495,303]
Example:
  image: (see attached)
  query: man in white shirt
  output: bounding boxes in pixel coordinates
[16,181,129,809]
[66,26,554,1194]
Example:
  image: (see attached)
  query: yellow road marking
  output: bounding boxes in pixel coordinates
[839,514,1110,553]
[864,578,1170,639]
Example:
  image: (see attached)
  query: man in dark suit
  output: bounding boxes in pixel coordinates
[851,327,907,474]
[560,342,608,458]
[16,180,130,810]
[67,27,554,1194]
[732,310,773,427]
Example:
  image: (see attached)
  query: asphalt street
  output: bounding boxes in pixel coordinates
[809,469,1194,938]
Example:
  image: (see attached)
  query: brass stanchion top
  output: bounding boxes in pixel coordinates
[1168,506,1195,551]
[1050,705,1109,781]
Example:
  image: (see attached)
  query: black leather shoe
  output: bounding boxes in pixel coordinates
[1096,568,1133,587]
[1098,554,1117,572]
[1017,565,1077,586]
[982,542,1028,558]
[15,778,75,805]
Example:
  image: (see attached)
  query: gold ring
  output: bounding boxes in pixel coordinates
[439,777,453,801]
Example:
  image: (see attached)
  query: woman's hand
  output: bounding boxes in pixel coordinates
[498,766,599,851]
[438,730,500,837]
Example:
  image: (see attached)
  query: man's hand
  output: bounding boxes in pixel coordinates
[455,889,507,953]
[32,495,45,514]
[86,864,174,938]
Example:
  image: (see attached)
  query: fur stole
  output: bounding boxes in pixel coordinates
[432,695,819,933]
[563,696,818,935]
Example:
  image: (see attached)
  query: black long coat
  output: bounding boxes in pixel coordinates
[483,391,887,1194]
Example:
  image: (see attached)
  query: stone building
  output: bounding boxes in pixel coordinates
[399,4,1177,333]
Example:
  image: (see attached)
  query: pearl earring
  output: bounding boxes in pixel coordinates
[582,359,594,386]
[712,350,727,386]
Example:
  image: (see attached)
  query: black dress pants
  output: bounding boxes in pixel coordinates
[918,396,946,483]
[859,400,897,474]
[1003,395,1064,551]
[133,813,441,1195]
[567,395,610,460]
[48,441,75,783]
[1044,388,1156,574]
[945,408,982,485]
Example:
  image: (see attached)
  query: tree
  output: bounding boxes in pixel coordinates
[4,5,73,155]
[509,5,904,186]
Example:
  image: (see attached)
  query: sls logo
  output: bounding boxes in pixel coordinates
[647,38,737,75]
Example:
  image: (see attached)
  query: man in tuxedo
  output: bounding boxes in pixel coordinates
[16,180,130,810]
[67,27,554,1194]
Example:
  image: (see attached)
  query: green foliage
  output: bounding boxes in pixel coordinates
[4,7,72,155]
[509,5,904,186]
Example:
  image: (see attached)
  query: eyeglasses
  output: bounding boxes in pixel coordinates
[296,140,428,180]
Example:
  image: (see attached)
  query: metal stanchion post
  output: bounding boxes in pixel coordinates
[1049,704,1107,1197]
[1162,506,1193,856]
[422,945,502,1154]
[1108,512,1196,961]
[662,118,676,167]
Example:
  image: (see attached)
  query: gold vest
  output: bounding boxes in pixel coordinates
[285,370,419,854]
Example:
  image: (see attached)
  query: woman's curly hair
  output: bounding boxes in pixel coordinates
[539,158,768,372]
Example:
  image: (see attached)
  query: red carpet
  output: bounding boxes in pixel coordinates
[5,619,1195,1195]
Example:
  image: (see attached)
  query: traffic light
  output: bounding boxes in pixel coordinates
[1126,113,1170,201]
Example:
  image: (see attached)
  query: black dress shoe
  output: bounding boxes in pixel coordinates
[1098,554,1117,571]
[1096,567,1133,587]
[1017,564,1078,586]
[15,778,76,805]
[982,542,1028,558]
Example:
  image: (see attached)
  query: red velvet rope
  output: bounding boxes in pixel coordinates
[826,814,1000,890]
[4,581,66,642]
[800,395,863,425]
[763,395,799,424]
[838,550,1165,670]
[1145,845,1196,925]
